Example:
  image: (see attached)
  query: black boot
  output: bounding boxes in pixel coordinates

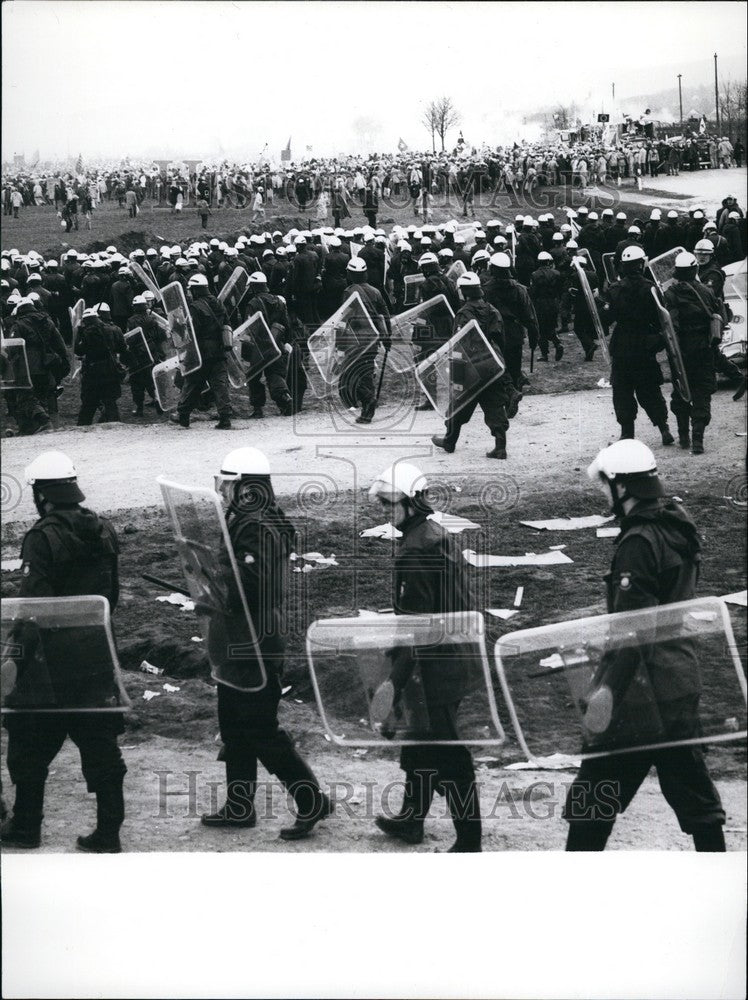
[214,417,232,429]
[77,780,124,853]
[375,769,434,845]
[170,412,190,428]
[659,422,675,445]
[619,422,635,440]
[356,401,375,425]
[415,399,434,411]
[733,376,747,402]
[691,422,705,455]
[432,434,456,453]
[676,417,690,449]
[275,744,332,840]
[554,341,564,361]
[201,761,257,829]
[249,408,264,419]
[486,431,507,459]
[445,781,482,853]
[692,824,726,852]
[375,814,424,844]
[0,781,45,848]
[566,819,615,851]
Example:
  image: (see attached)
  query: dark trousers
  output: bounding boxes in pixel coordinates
[217,674,324,820]
[5,712,126,792]
[248,355,292,412]
[178,356,231,418]
[339,345,377,415]
[287,343,308,410]
[564,744,725,836]
[130,367,158,408]
[670,348,715,429]
[365,211,377,228]
[444,382,509,449]
[77,379,121,425]
[503,342,524,389]
[611,361,668,429]
[535,303,561,357]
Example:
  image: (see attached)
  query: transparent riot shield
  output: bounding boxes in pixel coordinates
[152,355,181,412]
[403,273,425,306]
[143,260,160,289]
[651,287,692,402]
[217,266,249,323]
[0,337,32,390]
[572,258,611,367]
[226,350,247,390]
[158,478,267,692]
[494,597,746,762]
[574,247,594,270]
[124,327,153,377]
[1,596,131,713]
[414,318,505,419]
[130,260,163,302]
[307,291,379,385]
[233,311,282,380]
[445,260,467,290]
[648,247,686,293]
[68,298,85,337]
[602,253,617,285]
[389,295,455,374]
[306,611,505,747]
[349,241,363,258]
[161,281,202,375]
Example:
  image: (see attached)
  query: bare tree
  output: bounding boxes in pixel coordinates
[421,101,439,152]
[422,96,462,153]
[720,78,748,146]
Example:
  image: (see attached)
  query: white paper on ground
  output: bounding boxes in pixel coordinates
[156,593,195,611]
[596,378,612,388]
[506,753,581,771]
[464,549,574,568]
[721,590,747,607]
[486,609,520,620]
[163,683,180,693]
[360,522,401,539]
[361,511,481,540]
[514,586,524,608]
[1,559,22,572]
[596,526,621,538]
[142,690,161,702]
[521,515,614,531]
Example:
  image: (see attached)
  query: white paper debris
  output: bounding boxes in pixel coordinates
[596,526,621,538]
[1,559,22,572]
[139,660,163,676]
[163,683,180,693]
[142,690,161,702]
[507,754,581,771]
[521,515,614,531]
[596,378,611,388]
[539,653,565,670]
[514,587,524,608]
[191,636,203,643]
[463,549,573,568]
[475,756,500,763]
[156,592,195,611]
[549,545,567,551]
[428,511,481,533]
[357,609,382,618]
[360,522,401,539]
[486,609,519,620]
[281,685,293,695]
[301,552,339,566]
[721,590,747,608]
[323,734,332,741]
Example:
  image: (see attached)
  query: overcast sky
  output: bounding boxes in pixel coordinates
[2,0,746,162]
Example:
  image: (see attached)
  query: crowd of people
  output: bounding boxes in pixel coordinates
[2,192,745,457]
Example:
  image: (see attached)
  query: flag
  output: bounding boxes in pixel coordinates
[398,137,408,152]
[699,116,706,135]
[75,153,84,174]
[281,136,292,162]
[306,144,313,152]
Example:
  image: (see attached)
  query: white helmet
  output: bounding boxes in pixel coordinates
[248,271,267,284]
[347,257,367,273]
[694,239,714,254]
[587,440,664,500]
[220,447,271,478]
[490,252,512,269]
[620,245,646,263]
[369,462,427,501]
[187,273,208,287]
[470,249,490,265]
[457,271,482,288]
[418,252,439,267]
[537,251,553,262]
[675,251,697,269]
[24,450,85,503]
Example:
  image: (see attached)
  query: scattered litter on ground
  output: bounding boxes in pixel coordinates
[486,609,519,621]
[281,685,293,695]
[163,683,180,693]
[1,559,22,572]
[464,549,573,568]
[139,660,163,675]
[722,590,747,607]
[514,586,524,608]
[506,754,581,771]
[428,511,481,533]
[596,378,612,388]
[360,522,400,539]
[521,515,614,531]
[596,526,621,538]
[142,690,161,702]
[191,636,203,643]
[156,592,195,611]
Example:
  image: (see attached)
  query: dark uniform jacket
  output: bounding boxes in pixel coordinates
[10,309,69,381]
[604,274,664,365]
[482,275,539,347]
[664,279,719,355]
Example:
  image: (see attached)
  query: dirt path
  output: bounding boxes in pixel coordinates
[1,733,744,854]
[3,388,746,525]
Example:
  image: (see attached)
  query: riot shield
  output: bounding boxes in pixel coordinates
[233,311,282,380]
[403,273,425,306]
[226,349,247,390]
[161,281,202,375]
[574,247,594,270]
[602,252,617,285]
[651,286,692,402]
[349,241,363,258]
[648,246,686,293]
[151,311,171,335]
[68,297,85,336]
[306,611,504,747]
[143,260,160,290]
[307,291,380,384]
[572,258,611,367]
[152,355,181,412]
[130,260,163,302]
[389,295,455,374]
[217,266,250,323]
[414,318,505,419]
[158,478,267,692]
[1,595,131,713]
[445,260,467,290]
[0,337,32,390]
[124,326,154,376]
[494,597,746,762]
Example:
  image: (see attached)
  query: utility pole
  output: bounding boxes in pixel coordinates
[714,52,720,132]
[677,74,683,129]
[612,82,615,102]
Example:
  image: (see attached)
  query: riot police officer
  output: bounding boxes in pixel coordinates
[338,257,391,425]
[564,441,726,852]
[202,448,332,840]
[1,451,127,852]
[369,463,482,852]
[242,272,294,419]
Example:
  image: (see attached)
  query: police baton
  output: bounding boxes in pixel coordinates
[142,573,190,597]
[375,341,390,404]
